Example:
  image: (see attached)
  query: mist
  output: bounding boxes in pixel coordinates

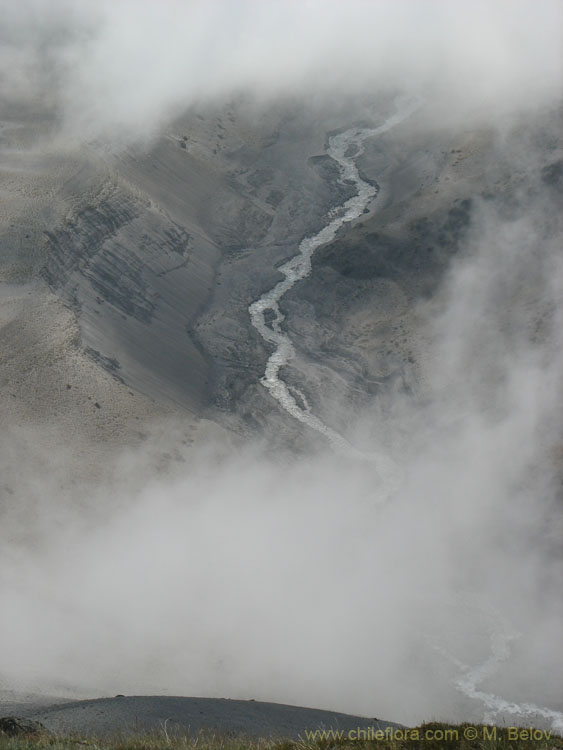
[1,0,562,733]
[2,187,562,725]
[1,0,562,142]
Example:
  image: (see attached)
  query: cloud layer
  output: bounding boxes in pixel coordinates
[1,0,562,141]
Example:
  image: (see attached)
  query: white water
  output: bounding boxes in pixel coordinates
[455,644,563,732]
[434,601,563,732]
[249,97,419,489]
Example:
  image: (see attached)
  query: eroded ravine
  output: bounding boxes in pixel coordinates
[249,97,563,729]
[249,96,419,489]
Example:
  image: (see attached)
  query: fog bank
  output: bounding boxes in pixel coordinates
[1,0,562,142]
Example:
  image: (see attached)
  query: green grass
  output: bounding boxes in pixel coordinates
[1,723,562,750]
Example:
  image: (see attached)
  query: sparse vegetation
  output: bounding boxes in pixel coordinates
[1,724,562,750]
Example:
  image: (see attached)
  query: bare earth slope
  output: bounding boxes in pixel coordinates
[0,694,401,740]
[4,95,561,451]
[1,92,561,729]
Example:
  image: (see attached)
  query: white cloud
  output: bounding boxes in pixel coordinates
[1,0,561,140]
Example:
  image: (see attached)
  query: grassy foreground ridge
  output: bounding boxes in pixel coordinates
[1,723,562,750]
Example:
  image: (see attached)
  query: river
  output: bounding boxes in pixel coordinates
[249,96,419,489]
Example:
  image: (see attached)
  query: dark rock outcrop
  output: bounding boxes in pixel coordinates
[0,716,49,736]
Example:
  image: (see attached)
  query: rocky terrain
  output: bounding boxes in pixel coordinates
[1,93,562,469]
[1,84,562,731]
